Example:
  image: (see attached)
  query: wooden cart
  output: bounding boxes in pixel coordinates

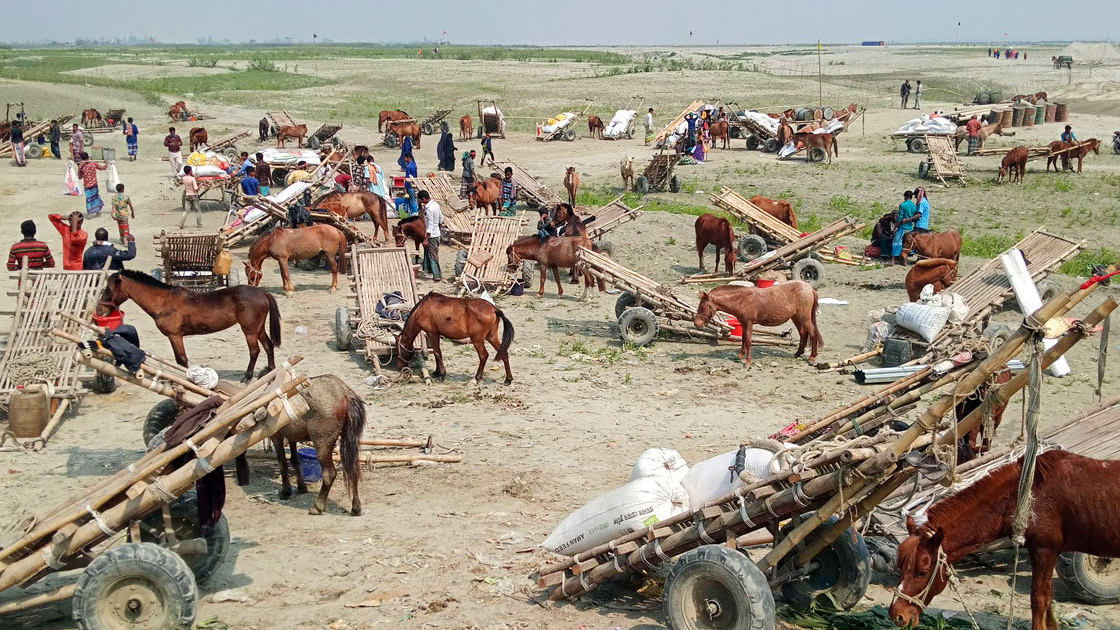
[599,95,644,140]
[265,110,299,136]
[652,99,705,147]
[202,130,252,160]
[477,100,505,138]
[307,123,343,150]
[777,127,844,163]
[457,214,527,296]
[634,150,681,194]
[335,246,423,376]
[153,230,238,291]
[919,134,967,186]
[419,109,453,136]
[487,160,565,208]
[537,99,594,142]
[583,196,642,243]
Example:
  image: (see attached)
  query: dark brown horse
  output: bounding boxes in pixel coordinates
[694,283,822,366]
[379,109,410,133]
[587,115,605,139]
[902,229,962,262]
[507,236,604,300]
[188,127,208,151]
[393,216,426,252]
[397,293,515,385]
[314,191,390,242]
[271,374,366,516]
[890,450,1120,630]
[97,270,281,382]
[245,224,349,295]
[694,213,737,274]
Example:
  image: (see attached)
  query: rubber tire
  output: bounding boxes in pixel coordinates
[223,147,239,160]
[982,323,1013,350]
[91,372,118,394]
[910,137,928,154]
[618,307,659,347]
[307,135,321,150]
[564,128,577,142]
[1036,278,1059,304]
[73,543,197,630]
[614,293,652,319]
[144,399,182,448]
[763,138,781,153]
[917,160,931,179]
[1057,553,1120,605]
[635,175,650,194]
[139,491,231,584]
[745,135,760,151]
[729,126,742,139]
[808,147,827,163]
[737,235,768,261]
[791,257,825,288]
[335,306,352,351]
[905,138,915,153]
[384,134,399,149]
[271,170,287,188]
[420,122,435,136]
[776,516,871,611]
[596,240,614,258]
[664,544,775,630]
[669,175,682,193]
[477,125,483,139]
[26,143,43,159]
[520,259,535,285]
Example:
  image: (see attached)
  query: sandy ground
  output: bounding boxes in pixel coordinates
[1,46,1120,630]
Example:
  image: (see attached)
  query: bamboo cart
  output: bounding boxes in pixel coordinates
[178,175,235,214]
[265,110,299,137]
[652,99,705,147]
[153,230,238,291]
[457,214,527,296]
[335,246,423,377]
[404,173,469,213]
[777,127,844,163]
[0,357,311,628]
[201,130,251,160]
[890,131,953,154]
[683,216,863,288]
[476,100,505,138]
[307,123,343,150]
[487,160,565,208]
[919,134,967,186]
[634,150,682,194]
[574,247,794,349]
[534,286,1113,629]
[0,115,73,159]
[537,99,594,142]
[583,196,642,245]
[418,109,453,136]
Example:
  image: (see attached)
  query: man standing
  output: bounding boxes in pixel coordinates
[402,153,419,214]
[164,127,183,177]
[460,150,476,199]
[258,117,270,142]
[480,132,494,165]
[892,191,918,266]
[49,212,88,270]
[500,166,518,215]
[69,123,84,162]
[418,191,444,281]
[82,228,136,271]
[240,168,260,197]
[644,107,654,146]
[900,80,911,109]
[49,119,61,160]
[965,115,982,155]
[9,118,26,167]
[8,220,55,271]
[913,81,923,110]
[179,165,202,229]
[255,153,272,196]
[1060,125,1077,170]
[123,117,139,161]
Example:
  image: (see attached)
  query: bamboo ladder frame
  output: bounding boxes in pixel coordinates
[925,134,966,186]
[487,160,565,207]
[653,99,705,145]
[583,197,643,241]
[344,246,424,375]
[458,214,526,295]
[153,230,230,291]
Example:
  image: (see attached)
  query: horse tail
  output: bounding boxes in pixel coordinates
[811,291,824,348]
[266,292,283,347]
[337,232,350,274]
[339,392,366,489]
[496,308,515,360]
[832,135,840,156]
[725,220,736,252]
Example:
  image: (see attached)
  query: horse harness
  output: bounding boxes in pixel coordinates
[891,546,950,612]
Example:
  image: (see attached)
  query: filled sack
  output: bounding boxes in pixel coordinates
[629,448,690,485]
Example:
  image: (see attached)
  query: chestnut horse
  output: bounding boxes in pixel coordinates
[587,115,605,139]
[314,191,390,242]
[710,120,730,149]
[694,213,737,274]
[379,109,410,133]
[169,101,188,121]
[393,216,426,252]
[244,224,349,295]
[1064,138,1101,174]
[459,115,473,140]
[277,124,308,148]
[902,229,962,262]
[189,127,208,151]
[890,450,1120,630]
[507,236,604,300]
[952,122,1009,152]
[694,283,822,366]
[905,258,958,301]
[97,270,281,382]
[563,167,580,207]
[468,175,502,215]
[387,121,422,149]
[82,109,103,127]
[750,196,798,229]
[397,292,515,385]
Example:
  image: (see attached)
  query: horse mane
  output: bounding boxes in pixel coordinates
[924,452,1064,529]
[119,268,172,289]
[249,228,280,260]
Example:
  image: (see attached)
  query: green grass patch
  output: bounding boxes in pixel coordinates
[130,70,326,94]
[1059,248,1120,277]
[960,233,1018,258]
[1053,177,1073,193]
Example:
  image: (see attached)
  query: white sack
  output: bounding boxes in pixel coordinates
[629,448,690,485]
[895,303,951,343]
[680,448,782,511]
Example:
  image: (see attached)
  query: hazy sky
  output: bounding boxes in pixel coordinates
[3,0,1117,45]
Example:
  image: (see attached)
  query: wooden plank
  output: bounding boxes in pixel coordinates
[459,215,526,291]
[488,160,564,207]
[654,100,705,145]
[710,187,801,245]
[349,247,420,359]
[584,197,642,241]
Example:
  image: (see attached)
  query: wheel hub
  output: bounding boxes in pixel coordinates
[102,577,166,627]
[704,598,723,619]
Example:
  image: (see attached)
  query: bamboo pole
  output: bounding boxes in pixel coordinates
[0,583,77,615]
[58,314,197,382]
[244,451,461,465]
[789,368,933,443]
[816,347,883,371]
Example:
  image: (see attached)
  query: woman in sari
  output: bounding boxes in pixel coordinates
[77,152,108,217]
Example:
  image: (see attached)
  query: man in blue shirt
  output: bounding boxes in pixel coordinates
[1059,125,1077,171]
[892,191,919,266]
[402,153,418,214]
[241,171,260,197]
[237,152,255,177]
[83,228,136,271]
[913,187,931,233]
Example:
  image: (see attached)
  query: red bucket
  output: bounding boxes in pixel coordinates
[725,316,743,338]
[93,310,124,330]
[755,278,775,289]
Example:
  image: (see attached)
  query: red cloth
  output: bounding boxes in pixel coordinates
[49,214,88,270]
[78,161,106,188]
[965,118,982,136]
[7,239,55,271]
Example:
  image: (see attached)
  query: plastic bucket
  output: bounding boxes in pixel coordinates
[724,316,744,338]
[93,310,125,330]
[755,278,775,289]
[298,447,323,482]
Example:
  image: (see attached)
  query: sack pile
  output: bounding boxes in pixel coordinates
[894,115,957,135]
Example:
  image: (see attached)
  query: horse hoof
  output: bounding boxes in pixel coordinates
[296,486,309,495]
[504,378,513,386]
[308,507,323,516]
[424,378,432,385]
[351,507,363,516]
[285,291,295,298]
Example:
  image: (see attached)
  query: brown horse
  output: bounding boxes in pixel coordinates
[82,108,103,127]
[169,101,188,121]
[890,450,1120,630]
[563,167,580,207]
[97,270,281,382]
[387,121,422,149]
[189,127,208,151]
[271,374,366,516]
[459,115,473,140]
[468,175,502,215]
[397,292,515,385]
[952,122,1009,152]
[999,146,1029,183]
[393,216,426,252]
[379,109,410,133]
[905,258,958,301]
[694,283,822,366]
[277,124,308,148]
[750,196,798,229]
[507,236,604,300]
[794,132,838,163]
[694,213,737,274]
[710,120,730,149]
[587,115,605,139]
[620,156,635,190]
[1065,138,1100,174]
[776,119,794,148]
[314,191,390,242]
[902,229,961,262]
[244,224,349,295]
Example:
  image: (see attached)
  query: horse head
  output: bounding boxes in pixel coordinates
[694,291,715,329]
[97,273,126,316]
[889,515,949,629]
[243,260,263,286]
[723,248,737,275]
[392,224,406,247]
[1090,139,1101,155]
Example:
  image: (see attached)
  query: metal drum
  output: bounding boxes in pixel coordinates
[1022,106,1036,127]
[1055,102,1069,122]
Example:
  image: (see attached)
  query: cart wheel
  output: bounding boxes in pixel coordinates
[384,134,399,149]
[73,543,197,630]
[596,240,614,259]
[335,306,352,351]
[420,122,435,136]
[454,249,469,279]
[745,135,760,151]
[808,147,828,163]
[614,293,651,319]
[626,129,633,139]
[791,257,825,288]
[982,323,1013,350]
[307,135,321,150]
[144,399,182,448]
[669,175,682,193]
[917,160,931,179]
[1058,553,1120,605]
[764,138,781,153]
[223,147,239,160]
[663,544,775,630]
[909,137,928,154]
[139,491,231,584]
[737,235,768,261]
[564,128,577,142]
[618,307,659,347]
[776,515,871,611]
[26,143,44,159]
[634,176,650,194]
[1036,278,1059,304]
[729,126,742,139]
[272,170,288,189]
[91,372,118,395]
[520,259,536,285]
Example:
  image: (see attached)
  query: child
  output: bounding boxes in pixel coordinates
[110,183,135,244]
[536,208,556,242]
[394,190,412,219]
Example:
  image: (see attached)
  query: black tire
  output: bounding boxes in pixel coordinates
[271,170,287,188]
[91,372,118,394]
[777,516,871,611]
[420,122,435,136]
[618,307,659,347]
[335,306,352,351]
[635,175,650,194]
[664,544,775,630]
[223,147,239,161]
[910,137,928,154]
[917,160,931,179]
[614,293,652,319]
[26,143,44,159]
[144,399,182,448]
[791,257,825,288]
[307,135,321,150]
[73,543,197,630]
[982,323,1013,350]
[745,135,760,151]
[669,175,682,193]
[384,134,399,149]
[737,235,768,261]
[1058,553,1120,605]
[808,147,827,163]
[1036,278,1059,304]
[477,125,483,139]
[729,126,742,139]
[763,138,781,153]
[139,491,231,584]
[596,240,614,258]
[520,259,535,285]
[564,128,577,142]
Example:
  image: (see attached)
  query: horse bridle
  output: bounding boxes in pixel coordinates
[891,546,949,612]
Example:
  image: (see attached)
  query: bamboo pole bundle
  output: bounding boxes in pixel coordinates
[817,367,970,442]
[787,368,934,443]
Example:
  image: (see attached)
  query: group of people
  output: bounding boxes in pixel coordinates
[675,108,720,162]
[900,80,923,109]
[5,116,138,167]
[8,211,136,274]
[871,187,932,266]
[989,48,1025,60]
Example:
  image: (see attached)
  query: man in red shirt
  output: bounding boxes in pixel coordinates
[8,220,56,271]
[965,115,983,155]
[165,127,184,177]
[49,211,88,270]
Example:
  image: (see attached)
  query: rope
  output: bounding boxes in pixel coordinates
[1007,333,1045,630]
[7,353,61,387]
[1097,314,1110,402]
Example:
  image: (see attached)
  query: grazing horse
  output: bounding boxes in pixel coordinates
[620,156,635,190]
[97,270,281,382]
[694,283,822,366]
[259,117,270,142]
[952,122,1010,152]
[387,121,422,149]
[82,109,103,127]
[563,167,580,207]
[459,114,473,140]
[749,196,798,229]
[902,229,961,262]
[393,216,426,252]
[1045,141,1068,172]
[552,203,593,282]
[890,450,1120,630]
[905,258,958,301]
[169,101,188,121]
[397,293,515,385]
[314,191,390,242]
[709,120,730,149]
[468,175,502,215]
[694,213,737,274]
[277,124,308,148]
[379,109,410,133]
[587,115,605,139]
[794,132,839,163]
[244,224,349,295]
[188,127,208,151]
[507,235,604,300]
[998,146,1029,183]
[271,375,366,515]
